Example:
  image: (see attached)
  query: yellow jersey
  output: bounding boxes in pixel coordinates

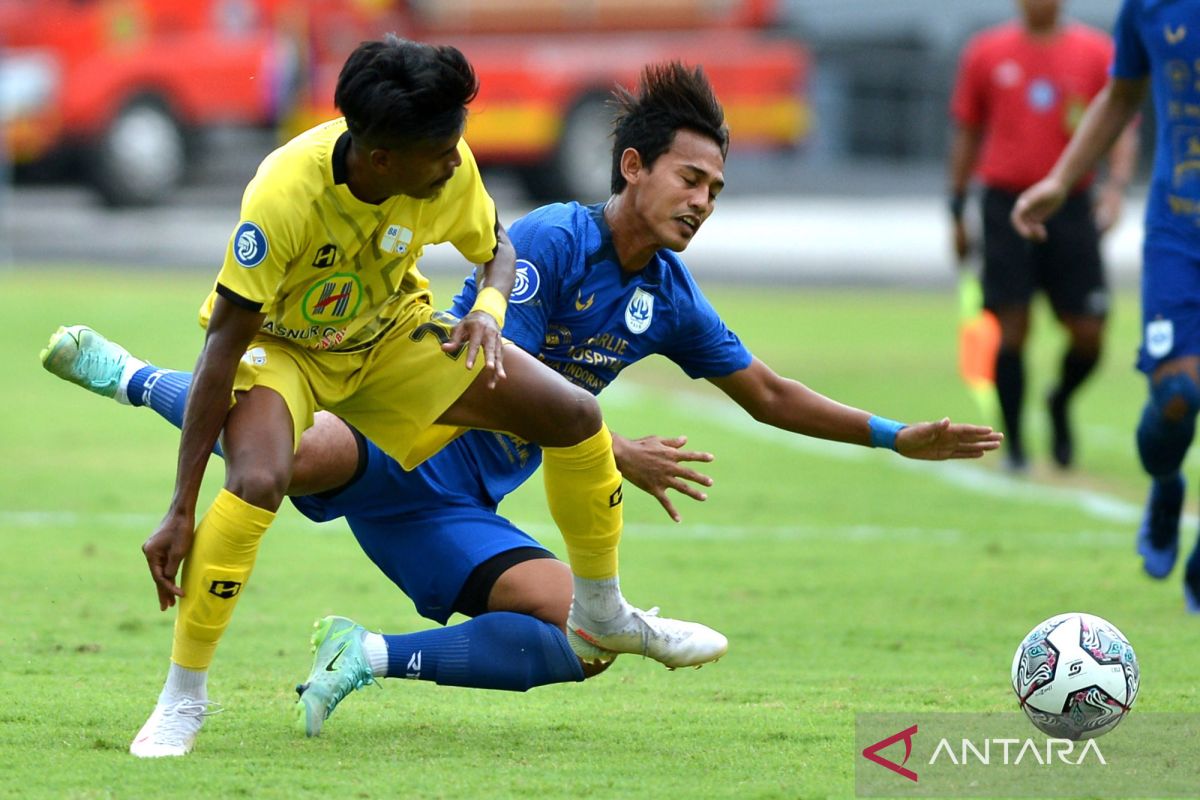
[200,118,498,351]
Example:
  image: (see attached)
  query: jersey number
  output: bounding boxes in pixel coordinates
[410,312,464,360]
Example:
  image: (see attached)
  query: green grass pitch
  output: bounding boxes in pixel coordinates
[2,267,1197,799]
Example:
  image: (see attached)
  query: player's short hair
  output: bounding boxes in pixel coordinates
[335,35,479,150]
[610,62,729,194]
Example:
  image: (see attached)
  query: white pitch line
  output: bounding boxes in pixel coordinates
[1,381,1180,534]
[0,509,1133,548]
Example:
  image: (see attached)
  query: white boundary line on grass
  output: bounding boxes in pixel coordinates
[0,510,1132,547]
[2,382,1182,534]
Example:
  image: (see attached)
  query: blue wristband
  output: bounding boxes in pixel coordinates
[868,415,907,451]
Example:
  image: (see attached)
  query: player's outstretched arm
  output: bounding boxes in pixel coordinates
[708,358,1001,460]
[444,224,516,387]
[612,433,714,523]
[142,297,264,611]
[1012,77,1147,241]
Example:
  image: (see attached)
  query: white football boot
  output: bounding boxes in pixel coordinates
[129,697,219,757]
[567,602,728,669]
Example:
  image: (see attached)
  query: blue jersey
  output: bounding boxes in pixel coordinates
[305,202,752,518]
[1113,0,1200,246]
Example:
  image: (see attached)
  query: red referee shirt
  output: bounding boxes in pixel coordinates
[951,20,1113,193]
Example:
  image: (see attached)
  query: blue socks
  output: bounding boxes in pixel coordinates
[383,612,583,691]
[126,366,222,456]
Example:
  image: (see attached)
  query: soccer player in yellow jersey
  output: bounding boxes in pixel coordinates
[119,37,723,757]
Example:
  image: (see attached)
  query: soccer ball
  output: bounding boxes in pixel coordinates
[1010,612,1139,740]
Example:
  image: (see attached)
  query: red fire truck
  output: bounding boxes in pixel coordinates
[1,0,807,205]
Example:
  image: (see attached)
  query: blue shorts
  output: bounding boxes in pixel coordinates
[290,437,554,625]
[1138,236,1200,374]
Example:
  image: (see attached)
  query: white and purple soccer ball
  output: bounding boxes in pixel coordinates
[1011,612,1139,740]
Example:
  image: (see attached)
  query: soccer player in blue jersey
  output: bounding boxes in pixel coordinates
[1013,0,1200,610]
[44,62,1002,739]
[41,39,726,758]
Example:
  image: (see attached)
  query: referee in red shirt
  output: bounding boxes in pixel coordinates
[949,0,1138,472]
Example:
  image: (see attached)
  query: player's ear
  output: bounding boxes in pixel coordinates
[619,147,644,185]
[368,147,392,173]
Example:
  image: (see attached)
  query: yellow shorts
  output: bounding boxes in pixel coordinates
[232,303,478,469]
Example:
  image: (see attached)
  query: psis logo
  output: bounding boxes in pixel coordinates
[862,724,919,783]
[511,259,541,303]
[1147,318,1174,359]
[234,221,268,268]
[624,288,654,334]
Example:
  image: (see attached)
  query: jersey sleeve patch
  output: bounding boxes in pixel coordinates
[233,221,269,268]
[511,260,541,304]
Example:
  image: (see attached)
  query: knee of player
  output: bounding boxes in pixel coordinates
[1151,372,1200,423]
[557,387,603,441]
[225,465,290,509]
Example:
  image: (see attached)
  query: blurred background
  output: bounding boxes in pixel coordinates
[0,0,1134,283]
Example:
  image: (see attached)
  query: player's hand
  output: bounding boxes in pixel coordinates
[142,510,195,611]
[1011,178,1068,242]
[952,218,972,262]
[445,311,506,388]
[895,418,1004,461]
[613,434,714,522]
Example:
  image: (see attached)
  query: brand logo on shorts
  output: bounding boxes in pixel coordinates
[302,273,363,325]
[511,259,541,304]
[241,347,267,366]
[234,222,268,268]
[1147,318,1175,359]
[208,580,242,599]
[624,288,654,334]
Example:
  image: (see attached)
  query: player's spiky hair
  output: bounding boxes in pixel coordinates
[609,61,729,194]
[335,34,479,149]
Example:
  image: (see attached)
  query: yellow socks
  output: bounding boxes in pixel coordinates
[171,489,274,669]
[541,423,623,580]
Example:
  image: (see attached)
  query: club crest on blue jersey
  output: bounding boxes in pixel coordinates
[1147,318,1174,359]
[234,221,268,268]
[511,259,541,304]
[625,288,654,334]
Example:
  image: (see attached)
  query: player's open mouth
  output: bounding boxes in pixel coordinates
[676,215,700,234]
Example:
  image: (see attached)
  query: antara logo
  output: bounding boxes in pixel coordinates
[862,725,919,782]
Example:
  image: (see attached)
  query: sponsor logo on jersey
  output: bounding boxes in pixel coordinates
[511,259,541,303]
[1026,78,1057,112]
[1166,24,1188,45]
[1147,318,1174,359]
[234,221,268,268]
[302,273,363,325]
[624,288,654,334]
[381,224,414,255]
[312,243,338,268]
[575,290,595,311]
